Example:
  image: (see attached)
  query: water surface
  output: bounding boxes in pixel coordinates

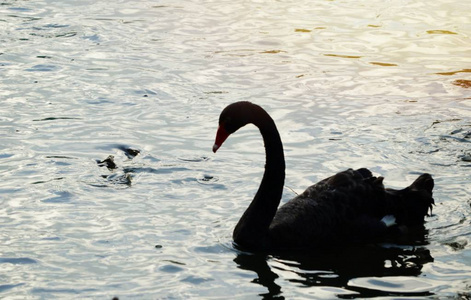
[1,0,470,298]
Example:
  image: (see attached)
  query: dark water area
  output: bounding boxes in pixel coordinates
[1,0,470,299]
[235,245,434,299]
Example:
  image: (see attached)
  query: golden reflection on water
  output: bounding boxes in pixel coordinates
[426,30,458,35]
[436,69,471,76]
[452,79,471,88]
[369,62,398,67]
[324,54,362,59]
[294,28,311,33]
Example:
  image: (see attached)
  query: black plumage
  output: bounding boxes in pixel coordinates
[213,101,434,251]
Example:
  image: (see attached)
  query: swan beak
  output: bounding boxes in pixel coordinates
[213,126,230,153]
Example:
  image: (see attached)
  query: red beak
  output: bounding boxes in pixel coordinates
[213,126,230,153]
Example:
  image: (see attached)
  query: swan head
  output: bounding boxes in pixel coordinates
[213,101,256,153]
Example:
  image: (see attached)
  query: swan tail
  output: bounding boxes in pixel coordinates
[387,173,435,227]
[407,173,435,217]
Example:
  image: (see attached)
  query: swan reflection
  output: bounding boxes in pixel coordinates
[234,241,434,299]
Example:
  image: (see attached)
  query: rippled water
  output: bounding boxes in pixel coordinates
[1,0,470,298]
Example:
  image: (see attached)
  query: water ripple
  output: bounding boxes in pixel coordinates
[0,257,37,264]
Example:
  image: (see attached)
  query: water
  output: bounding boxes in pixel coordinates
[1,0,470,298]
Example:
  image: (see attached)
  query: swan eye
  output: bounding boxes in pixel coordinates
[221,117,238,133]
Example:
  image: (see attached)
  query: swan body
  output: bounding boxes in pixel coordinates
[213,101,434,251]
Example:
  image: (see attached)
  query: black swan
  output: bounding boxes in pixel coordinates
[212,101,434,251]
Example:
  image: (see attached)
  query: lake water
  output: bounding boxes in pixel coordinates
[1,0,470,298]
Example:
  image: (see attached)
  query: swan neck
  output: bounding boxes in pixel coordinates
[233,112,285,250]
